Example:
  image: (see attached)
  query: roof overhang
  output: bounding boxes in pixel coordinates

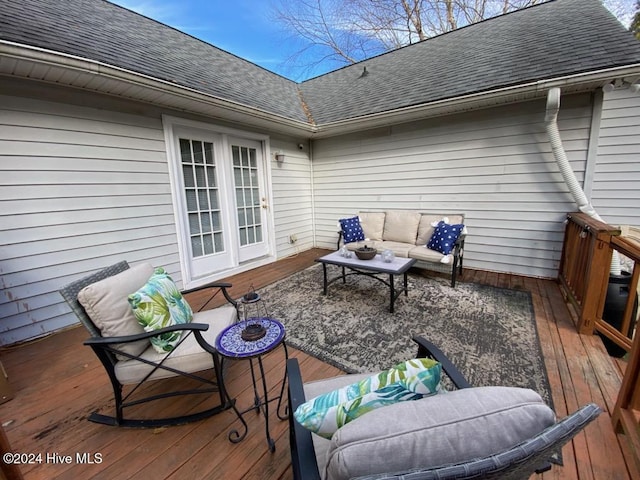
[0,41,313,137]
[3,40,640,140]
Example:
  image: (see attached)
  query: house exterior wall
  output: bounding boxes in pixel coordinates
[593,88,640,228]
[312,93,595,279]
[0,93,313,346]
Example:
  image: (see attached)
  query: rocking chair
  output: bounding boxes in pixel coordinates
[60,260,239,427]
[287,336,602,480]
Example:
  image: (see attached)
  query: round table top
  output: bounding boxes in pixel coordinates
[215,317,285,358]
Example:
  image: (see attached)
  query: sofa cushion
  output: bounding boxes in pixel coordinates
[324,386,556,480]
[295,359,441,439]
[128,267,193,353]
[377,241,415,258]
[408,245,446,263]
[382,210,421,243]
[416,214,464,245]
[427,221,465,255]
[339,216,366,243]
[114,304,236,384]
[345,240,382,252]
[358,212,386,240]
[77,263,155,360]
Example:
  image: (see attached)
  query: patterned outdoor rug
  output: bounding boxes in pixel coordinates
[257,263,553,407]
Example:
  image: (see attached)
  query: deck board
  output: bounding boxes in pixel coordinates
[0,248,633,479]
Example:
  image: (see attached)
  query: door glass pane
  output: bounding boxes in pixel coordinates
[193,141,204,164]
[214,232,224,251]
[183,165,194,187]
[179,138,224,258]
[186,190,197,211]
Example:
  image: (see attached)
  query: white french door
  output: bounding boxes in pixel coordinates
[166,120,272,284]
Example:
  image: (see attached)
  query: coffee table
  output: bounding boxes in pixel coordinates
[316,250,417,312]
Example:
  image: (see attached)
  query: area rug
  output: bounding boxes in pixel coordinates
[257,263,553,407]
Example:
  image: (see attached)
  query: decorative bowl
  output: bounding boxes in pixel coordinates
[355,246,377,260]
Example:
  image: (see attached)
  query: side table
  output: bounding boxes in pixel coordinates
[215,317,288,452]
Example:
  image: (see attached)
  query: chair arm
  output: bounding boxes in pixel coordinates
[412,336,471,389]
[83,322,210,346]
[287,358,321,480]
[182,281,238,310]
[181,281,232,295]
[337,230,344,250]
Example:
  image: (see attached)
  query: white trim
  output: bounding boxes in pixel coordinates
[4,41,640,139]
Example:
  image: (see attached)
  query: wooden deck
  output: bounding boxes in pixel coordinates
[0,248,636,479]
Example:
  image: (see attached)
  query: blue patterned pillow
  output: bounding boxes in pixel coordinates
[339,216,365,244]
[294,358,442,438]
[427,221,464,255]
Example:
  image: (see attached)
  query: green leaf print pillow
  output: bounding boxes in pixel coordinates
[128,267,193,353]
[294,358,442,438]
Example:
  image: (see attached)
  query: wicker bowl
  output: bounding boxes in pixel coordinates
[355,246,377,260]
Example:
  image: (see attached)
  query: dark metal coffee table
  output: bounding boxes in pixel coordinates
[316,250,417,312]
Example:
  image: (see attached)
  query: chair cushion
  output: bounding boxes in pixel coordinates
[427,221,465,255]
[324,386,556,480]
[339,217,366,244]
[416,214,464,245]
[128,267,194,353]
[358,212,386,241]
[382,211,421,244]
[114,305,236,384]
[77,263,155,360]
[295,359,441,439]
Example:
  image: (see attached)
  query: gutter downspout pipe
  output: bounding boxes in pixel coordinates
[545,87,621,275]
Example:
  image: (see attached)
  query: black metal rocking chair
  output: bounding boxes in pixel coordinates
[287,336,602,480]
[60,260,239,428]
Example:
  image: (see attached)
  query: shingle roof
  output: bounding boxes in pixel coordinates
[0,0,308,123]
[300,0,640,124]
[1,0,640,127]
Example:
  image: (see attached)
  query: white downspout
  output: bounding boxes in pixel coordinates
[545,87,621,275]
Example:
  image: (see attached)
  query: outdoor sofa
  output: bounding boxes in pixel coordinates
[338,210,466,287]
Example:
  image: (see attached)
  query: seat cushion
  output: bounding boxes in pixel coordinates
[323,386,556,480]
[128,267,193,353]
[382,211,421,244]
[114,304,236,384]
[77,263,155,360]
[377,241,415,258]
[408,245,447,263]
[358,212,386,241]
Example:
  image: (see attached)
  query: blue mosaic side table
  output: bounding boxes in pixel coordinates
[215,317,288,452]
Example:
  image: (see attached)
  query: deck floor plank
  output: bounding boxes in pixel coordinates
[0,248,633,479]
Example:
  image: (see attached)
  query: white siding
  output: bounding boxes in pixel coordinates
[311,94,594,278]
[269,139,314,258]
[0,95,181,345]
[0,94,315,346]
[594,88,640,227]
